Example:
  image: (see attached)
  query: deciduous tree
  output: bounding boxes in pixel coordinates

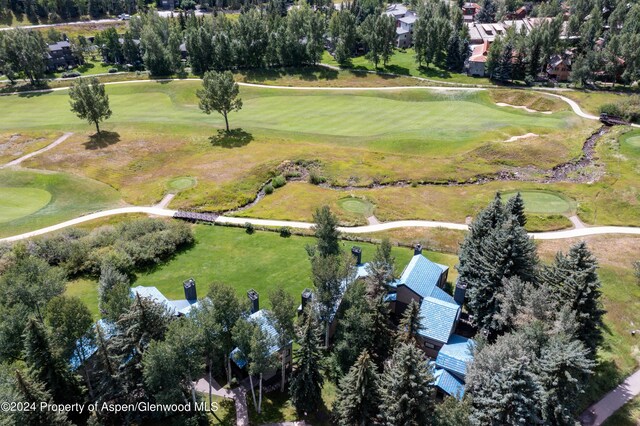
[197,70,243,132]
[68,77,112,134]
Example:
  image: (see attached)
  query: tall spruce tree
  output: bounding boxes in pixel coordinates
[14,370,72,426]
[396,299,424,344]
[290,307,324,416]
[505,192,527,227]
[378,343,435,426]
[333,350,381,426]
[313,206,341,257]
[540,242,605,354]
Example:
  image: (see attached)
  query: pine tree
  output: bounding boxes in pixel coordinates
[378,343,434,426]
[435,396,471,426]
[334,350,381,426]
[540,242,605,354]
[446,31,463,72]
[505,192,527,227]
[14,370,72,426]
[365,238,395,298]
[313,206,341,257]
[476,0,497,23]
[396,299,424,344]
[23,318,84,408]
[290,307,324,416]
[98,264,131,322]
[537,333,594,425]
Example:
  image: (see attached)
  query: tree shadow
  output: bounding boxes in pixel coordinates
[83,131,121,150]
[209,128,253,148]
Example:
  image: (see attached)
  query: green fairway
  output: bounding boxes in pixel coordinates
[0,169,122,238]
[0,82,574,145]
[624,134,640,149]
[501,190,575,214]
[0,187,52,223]
[337,197,374,216]
[67,224,458,315]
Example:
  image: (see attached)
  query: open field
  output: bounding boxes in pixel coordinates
[0,168,123,237]
[322,49,493,85]
[66,224,454,317]
[0,81,585,215]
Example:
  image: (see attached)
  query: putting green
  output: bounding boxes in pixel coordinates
[624,135,640,149]
[337,197,374,216]
[0,187,52,223]
[167,176,197,192]
[501,190,575,215]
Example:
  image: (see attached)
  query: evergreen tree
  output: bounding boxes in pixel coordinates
[290,307,324,416]
[435,396,471,426]
[495,43,514,82]
[365,238,395,297]
[333,350,381,426]
[396,299,424,344]
[313,205,341,257]
[476,0,497,23]
[14,370,72,426]
[98,264,131,322]
[22,318,85,419]
[505,192,527,227]
[446,31,463,72]
[540,242,605,354]
[329,9,357,65]
[378,343,434,426]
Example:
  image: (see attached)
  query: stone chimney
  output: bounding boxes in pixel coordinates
[454,279,466,305]
[301,288,313,311]
[414,243,423,256]
[351,246,362,265]
[247,289,259,314]
[183,278,197,301]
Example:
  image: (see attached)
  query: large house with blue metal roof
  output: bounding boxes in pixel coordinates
[387,245,476,400]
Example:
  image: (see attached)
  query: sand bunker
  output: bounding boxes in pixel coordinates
[496,102,553,114]
[505,133,539,142]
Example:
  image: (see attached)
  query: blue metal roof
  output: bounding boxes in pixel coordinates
[130,286,175,314]
[436,334,476,379]
[69,319,115,370]
[231,309,290,369]
[430,287,457,304]
[433,367,465,399]
[398,255,445,298]
[418,297,460,344]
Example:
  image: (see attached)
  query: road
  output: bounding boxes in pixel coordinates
[2,207,640,243]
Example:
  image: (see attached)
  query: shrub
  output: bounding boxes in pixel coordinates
[61,71,81,78]
[108,68,118,73]
[309,170,326,185]
[245,222,255,234]
[279,226,291,238]
[264,184,274,195]
[272,175,286,188]
[600,96,640,123]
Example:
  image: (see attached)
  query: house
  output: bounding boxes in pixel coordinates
[230,290,293,384]
[159,0,175,10]
[466,22,507,45]
[505,6,527,20]
[129,278,200,316]
[462,2,481,23]
[468,40,490,76]
[386,245,476,399]
[385,4,418,48]
[47,40,82,72]
[546,53,572,81]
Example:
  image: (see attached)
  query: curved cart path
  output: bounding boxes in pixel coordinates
[0,132,73,168]
[2,207,640,243]
[580,369,640,426]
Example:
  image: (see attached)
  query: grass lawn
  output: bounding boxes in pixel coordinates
[65,224,456,317]
[0,168,123,238]
[603,396,640,426]
[322,49,493,86]
[0,81,584,216]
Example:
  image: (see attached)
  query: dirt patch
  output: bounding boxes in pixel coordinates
[505,133,539,143]
[496,102,552,114]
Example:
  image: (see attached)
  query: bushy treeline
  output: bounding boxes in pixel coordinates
[25,217,194,276]
[601,95,640,123]
[0,28,50,84]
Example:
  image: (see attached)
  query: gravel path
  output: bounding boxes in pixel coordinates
[0,132,73,168]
